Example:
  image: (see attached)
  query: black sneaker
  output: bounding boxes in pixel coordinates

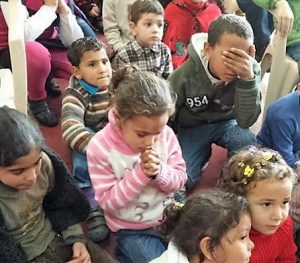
[86,206,110,243]
[29,100,58,127]
[45,78,61,97]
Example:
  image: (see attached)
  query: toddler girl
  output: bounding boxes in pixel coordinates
[151,189,253,263]
[87,65,187,263]
[218,146,297,262]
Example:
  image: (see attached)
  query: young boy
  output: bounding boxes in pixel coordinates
[0,106,116,262]
[163,0,222,69]
[61,37,112,243]
[169,14,261,188]
[113,0,173,79]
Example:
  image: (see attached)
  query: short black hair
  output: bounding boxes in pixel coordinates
[129,0,164,24]
[207,14,254,47]
[67,37,105,67]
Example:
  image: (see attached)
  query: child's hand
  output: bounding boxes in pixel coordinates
[140,148,161,178]
[222,46,255,81]
[89,4,100,17]
[66,242,91,263]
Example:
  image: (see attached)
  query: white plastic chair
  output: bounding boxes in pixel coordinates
[261,33,299,118]
[0,0,27,113]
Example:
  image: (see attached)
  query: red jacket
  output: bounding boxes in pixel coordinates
[163,0,221,69]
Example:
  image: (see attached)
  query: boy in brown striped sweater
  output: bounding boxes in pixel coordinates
[61,37,112,243]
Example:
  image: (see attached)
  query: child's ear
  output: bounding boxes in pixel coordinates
[73,66,82,79]
[112,108,122,126]
[199,236,214,261]
[129,21,136,36]
[203,42,212,60]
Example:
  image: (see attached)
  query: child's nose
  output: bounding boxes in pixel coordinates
[145,135,156,148]
[248,238,254,251]
[24,168,37,183]
[271,207,284,221]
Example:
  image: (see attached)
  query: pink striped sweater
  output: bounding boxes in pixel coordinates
[87,111,187,232]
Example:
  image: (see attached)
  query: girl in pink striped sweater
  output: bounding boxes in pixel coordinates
[87,65,187,263]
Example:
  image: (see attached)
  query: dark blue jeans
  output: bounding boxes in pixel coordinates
[114,228,167,263]
[178,119,256,187]
[76,17,97,37]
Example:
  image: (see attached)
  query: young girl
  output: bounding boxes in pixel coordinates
[218,146,297,262]
[0,106,116,262]
[150,189,253,263]
[87,65,187,263]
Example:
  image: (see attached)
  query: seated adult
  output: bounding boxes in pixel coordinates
[0,0,83,126]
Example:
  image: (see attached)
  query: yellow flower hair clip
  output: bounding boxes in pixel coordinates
[174,202,184,209]
[244,165,255,177]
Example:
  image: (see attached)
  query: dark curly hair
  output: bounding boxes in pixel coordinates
[67,37,106,67]
[109,65,176,119]
[218,146,297,196]
[158,189,249,262]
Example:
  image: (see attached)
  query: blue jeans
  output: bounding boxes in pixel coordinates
[114,228,167,263]
[76,17,97,37]
[72,151,91,188]
[287,42,300,62]
[178,119,256,187]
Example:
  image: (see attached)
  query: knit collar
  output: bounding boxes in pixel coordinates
[78,79,99,94]
[131,38,160,56]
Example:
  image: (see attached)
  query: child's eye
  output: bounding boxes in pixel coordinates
[283,200,290,205]
[89,63,96,67]
[11,169,24,175]
[145,22,151,27]
[101,59,109,65]
[240,235,247,240]
[261,202,271,207]
[158,23,163,28]
[137,133,146,138]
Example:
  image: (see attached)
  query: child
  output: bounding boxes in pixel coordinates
[168,14,261,188]
[0,0,84,127]
[102,0,136,51]
[61,37,112,243]
[87,65,187,263]
[113,0,173,79]
[257,84,300,168]
[150,189,253,263]
[0,106,116,263]
[163,0,221,69]
[74,0,104,32]
[218,146,297,262]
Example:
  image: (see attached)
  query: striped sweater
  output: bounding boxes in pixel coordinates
[87,110,187,232]
[61,76,110,153]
